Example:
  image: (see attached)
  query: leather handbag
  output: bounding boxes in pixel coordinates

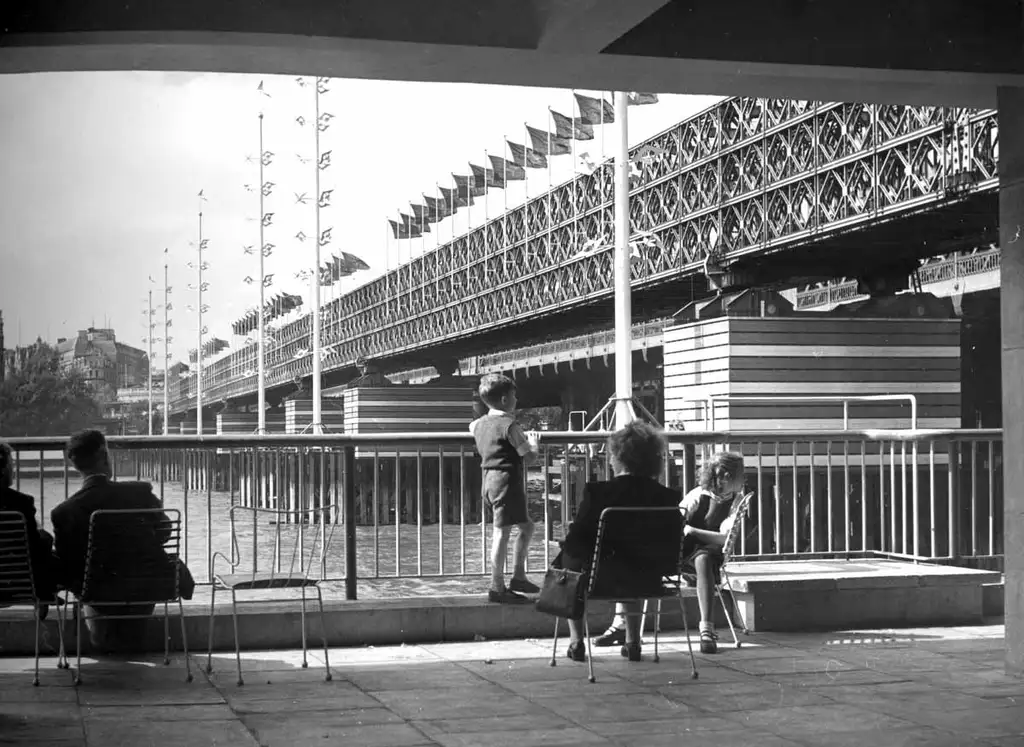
[535,567,586,619]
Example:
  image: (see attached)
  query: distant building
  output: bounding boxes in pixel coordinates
[54,328,149,403]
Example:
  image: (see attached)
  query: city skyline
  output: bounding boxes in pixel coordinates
[0,71,720,367]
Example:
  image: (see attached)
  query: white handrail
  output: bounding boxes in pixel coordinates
[702,394,918,431]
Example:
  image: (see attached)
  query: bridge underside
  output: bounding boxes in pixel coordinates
[2,0,1022,108]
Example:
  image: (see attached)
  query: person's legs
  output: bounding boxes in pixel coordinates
[594,603,628,646]
[694,553,718,653]
[510,519,535,582]
[490,524,513,592]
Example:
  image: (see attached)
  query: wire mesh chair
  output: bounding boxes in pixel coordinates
[72,508,191,685]
[549,506,698,683]
[205,501,341,686]
[0,512,68,685]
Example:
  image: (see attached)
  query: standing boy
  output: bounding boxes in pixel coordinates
[470,374,539,604]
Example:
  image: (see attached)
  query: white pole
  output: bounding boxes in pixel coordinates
[147,289,154,436]
[257,113,267,434]
[312,82,323,435]
[613,90,633,428]
[197,207,204,437]
[163,255,169,435]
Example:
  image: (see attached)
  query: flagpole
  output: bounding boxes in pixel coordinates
[312,79,323,435]
[163,252,170,435]
[147,289,154,435]
[197,200,204,437]
[257,112,267,434]
[601,92,607,245]
[570,92,579,256]
[546,111,554,262]
[384,219,391,323]
[613,90,632,428]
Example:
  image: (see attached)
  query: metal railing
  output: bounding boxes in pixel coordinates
[698,394,918,430]
[4,428,1003,599]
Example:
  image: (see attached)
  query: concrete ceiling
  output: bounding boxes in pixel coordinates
[1,1,1022,108]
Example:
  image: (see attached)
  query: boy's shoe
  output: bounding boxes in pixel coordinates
[700,630,719,654]
[620,643,642,662]
[508,577,540,594]
[488,588,530,605]
[566,641,586,662]
[594,626,626,647]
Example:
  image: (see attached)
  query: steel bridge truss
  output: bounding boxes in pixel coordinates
[175,99,998,413]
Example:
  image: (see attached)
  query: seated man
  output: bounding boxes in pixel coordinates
[51,429,193,653]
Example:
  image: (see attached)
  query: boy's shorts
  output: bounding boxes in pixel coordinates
[482,469,530,528]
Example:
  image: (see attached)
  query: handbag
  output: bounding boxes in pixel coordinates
[535,566,586,619]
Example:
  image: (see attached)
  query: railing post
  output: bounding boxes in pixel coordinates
[948,440,960,562]
[343,445,357,600]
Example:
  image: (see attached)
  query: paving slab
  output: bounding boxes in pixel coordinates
[0,621,1021,746]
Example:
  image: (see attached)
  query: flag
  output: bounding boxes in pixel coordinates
[262,213,274,227]
[453,174,485,200]
[488,154,525,181]
[410,203,436,225]
[527,125,571,156]
[318,151,332,170]
[262,243,274,257]
[550,110,595,141]
[295,192,309,204]
[318,113,334,132]
[261,150,275,166]
[318,190,333,208]
[628,92,659,106]
[198,189,207,201]
[405,209,431,234]
[423,195,452,221]
[471,163,505,190]
[256,81,270,97]
[574,93,614,125]
[319,228,333,246]
[243,245,254,255]
[336,251,370,273]
[262,181,275,196]
[263,274,274,288]
[507,140,547,169]
[390,218,422,240]
[439,186,472,210]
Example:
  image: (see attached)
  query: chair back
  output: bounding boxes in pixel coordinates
[217,500,342,586]
[0,512,36,604]
[81,508,181,604]
[721,491,753,565]
[587,506,683,598]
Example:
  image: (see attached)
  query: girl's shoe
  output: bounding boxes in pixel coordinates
[700,629,719,654]
[620,643,642,662]
[594,626,626,647]
[566,641,586,662]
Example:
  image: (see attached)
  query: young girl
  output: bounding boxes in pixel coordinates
[679,450,746,653]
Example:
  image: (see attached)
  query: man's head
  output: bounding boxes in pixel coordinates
[478,374,517,412]
[66,429,112,477]
[0,440,14,489]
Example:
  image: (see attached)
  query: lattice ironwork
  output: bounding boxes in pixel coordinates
[175,98,999,414]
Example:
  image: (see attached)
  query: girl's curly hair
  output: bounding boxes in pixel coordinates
[698,450,745,495]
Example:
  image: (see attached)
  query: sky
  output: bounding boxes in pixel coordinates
[0,71,722,366]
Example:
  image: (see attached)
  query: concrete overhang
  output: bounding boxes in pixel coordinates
[2,0,1023,108]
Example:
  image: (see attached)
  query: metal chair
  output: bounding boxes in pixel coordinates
[205,502,340,685]
[71,508,191,685]
[0,512,68,685]
[647,491,753,649]
[549,506,698,683]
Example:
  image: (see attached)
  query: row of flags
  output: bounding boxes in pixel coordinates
[389,92,658,240]
[189,337,229,364]
[231,292,304,336]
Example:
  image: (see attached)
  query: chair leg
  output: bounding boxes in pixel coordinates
[74,601,83,686]
[582,598,595,683]
[55,599,69,670]
[300,585,309,669]
[230,590,243,686]
[205,582,217,674]
[163,602,170,665]
[721,573,749,635]
[639,600,648,639]
[549,617,560,667]
[653,599,661,663]
[33,605,41,686]
[315,587,331,682]
[178,599,193,683]
[716,584,741,649]
[677,595,698,680]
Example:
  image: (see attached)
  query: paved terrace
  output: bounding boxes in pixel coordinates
[4,622,1020,747]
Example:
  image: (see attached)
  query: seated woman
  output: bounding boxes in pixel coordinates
[556,421,681,663]
[0,440,59,618]
[679,450,746,654]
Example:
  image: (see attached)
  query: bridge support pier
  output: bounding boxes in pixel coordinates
[999,86,1024,677]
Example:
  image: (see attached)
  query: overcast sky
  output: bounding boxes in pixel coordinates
[0,71,721,364]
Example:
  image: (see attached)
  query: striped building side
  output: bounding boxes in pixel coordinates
[284,399,346,434]
[342,387,476,434]
[663,316,961,432]
[214,412,287,435]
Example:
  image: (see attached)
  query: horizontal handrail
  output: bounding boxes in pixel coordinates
[702,394,918,430]
[1,427,1002,452]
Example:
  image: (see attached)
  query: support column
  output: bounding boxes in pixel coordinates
[998,86,1024,677]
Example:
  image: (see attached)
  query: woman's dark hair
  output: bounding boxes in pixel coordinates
[606,421,665,479]
[699,450,745,495]
[0,440,13,489]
